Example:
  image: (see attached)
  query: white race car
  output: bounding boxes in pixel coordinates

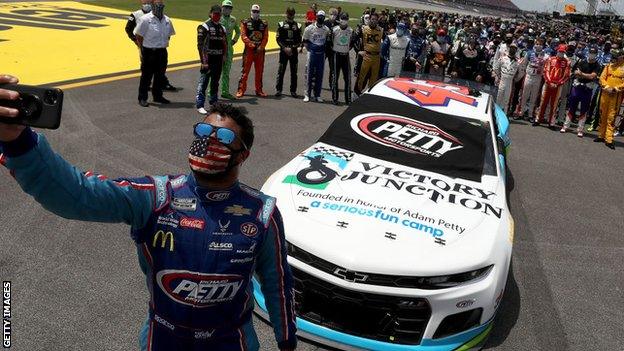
[254,77,514,351]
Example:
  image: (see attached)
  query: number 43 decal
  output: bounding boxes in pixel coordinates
[385,78,478,108]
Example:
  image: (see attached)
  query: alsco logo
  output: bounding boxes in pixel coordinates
[152,230,174,251]
[156,270,244,307]
[350,113,464,158]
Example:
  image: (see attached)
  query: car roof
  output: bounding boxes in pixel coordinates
[365,78,493,122]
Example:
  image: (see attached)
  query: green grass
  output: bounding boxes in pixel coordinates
[79,0,371,27]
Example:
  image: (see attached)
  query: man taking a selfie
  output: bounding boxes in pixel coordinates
[0,75,297,351]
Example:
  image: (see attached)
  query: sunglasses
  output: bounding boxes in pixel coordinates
[251,10,260,13]
[193,123,248,150]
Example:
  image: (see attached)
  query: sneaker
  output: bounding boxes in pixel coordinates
[256,91,268,97]
[315,97,324,103]
[291,92,299,98]
[221,92,235,99]
[614,131,621,137]
[275,91,282,97]
[577,132,584,138]
[303,95,310,102]
[586,126,594,132]
[197,107,208,115]
[235,90,244,98]
[138,100,149,107]
[531,120,540,126]
[560,127,566,133]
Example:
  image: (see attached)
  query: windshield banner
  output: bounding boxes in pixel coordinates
[319,94,487,181]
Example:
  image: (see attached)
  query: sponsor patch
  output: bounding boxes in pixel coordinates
[209,242,233,251]
[156,270,243,307]
[157,213,179,228]
[236,242,256,254]
[172,197,197,211]
[224,205,252,216]
[213,219,233,235]
[240,222,259,237]
[230,257,254,264]
[180,217,205,230]
[206,191,230,201]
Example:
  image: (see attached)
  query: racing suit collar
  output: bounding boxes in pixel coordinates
[187,173,240,202]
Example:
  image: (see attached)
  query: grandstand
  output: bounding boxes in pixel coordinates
[447,0,520,12]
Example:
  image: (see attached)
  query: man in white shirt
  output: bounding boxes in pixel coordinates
[134,0,175,107]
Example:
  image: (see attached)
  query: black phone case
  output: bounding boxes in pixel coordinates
[0,84,63,129]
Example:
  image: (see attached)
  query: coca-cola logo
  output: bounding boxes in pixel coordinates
[350,113,464,158]
[156,270,244,307]
[180,217,205,230]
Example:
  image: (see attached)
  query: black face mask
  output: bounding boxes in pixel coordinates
[316,16,325,26]
[153,3,164,19]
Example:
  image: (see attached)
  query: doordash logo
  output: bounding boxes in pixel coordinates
[350,113,464,158]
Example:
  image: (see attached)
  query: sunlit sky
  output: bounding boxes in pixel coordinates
[512,0,621,15]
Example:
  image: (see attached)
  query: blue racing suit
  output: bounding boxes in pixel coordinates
[0,129,297,351]
[303,23,330,98]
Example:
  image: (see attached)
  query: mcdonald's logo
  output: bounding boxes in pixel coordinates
[152,230,174,252]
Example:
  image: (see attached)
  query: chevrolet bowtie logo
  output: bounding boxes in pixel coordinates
[333,268,368,283]
[224,205,252,216]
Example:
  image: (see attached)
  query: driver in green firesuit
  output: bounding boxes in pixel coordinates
[213,0,241,99]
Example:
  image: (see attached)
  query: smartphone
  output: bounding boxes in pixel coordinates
[0,84,63,129]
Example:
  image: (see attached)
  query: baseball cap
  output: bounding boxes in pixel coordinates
[251,4,260,11]
[222,0,233,7]
[317,10,326,17]
[557,44,567,53]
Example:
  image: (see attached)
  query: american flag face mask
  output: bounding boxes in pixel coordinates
[188,123,246,175]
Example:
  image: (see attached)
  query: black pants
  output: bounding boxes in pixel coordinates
[139,47,167,101]
[196,56,224,107]
[276,50,298,93]
[509,78,524,115]
[353,54,363,91]
[332,52,351,104]
[326,48,335,87]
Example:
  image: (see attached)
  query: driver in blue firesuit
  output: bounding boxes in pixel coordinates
[0,76,297,351]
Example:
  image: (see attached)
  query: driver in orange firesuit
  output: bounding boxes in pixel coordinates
[236,4,269,98]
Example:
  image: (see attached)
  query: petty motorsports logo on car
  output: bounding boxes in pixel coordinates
[351,113,464,158]
[156,270,244,307]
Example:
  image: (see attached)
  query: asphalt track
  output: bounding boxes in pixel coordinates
[1,50,624,350]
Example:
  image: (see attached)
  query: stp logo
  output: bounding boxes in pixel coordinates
[156,270,244,307]
[350,113,464,158]
[180,217,205,230]
[240,222,259,237]
[385,78,478,108]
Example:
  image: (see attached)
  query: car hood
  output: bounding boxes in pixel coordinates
[261,143,510,276]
